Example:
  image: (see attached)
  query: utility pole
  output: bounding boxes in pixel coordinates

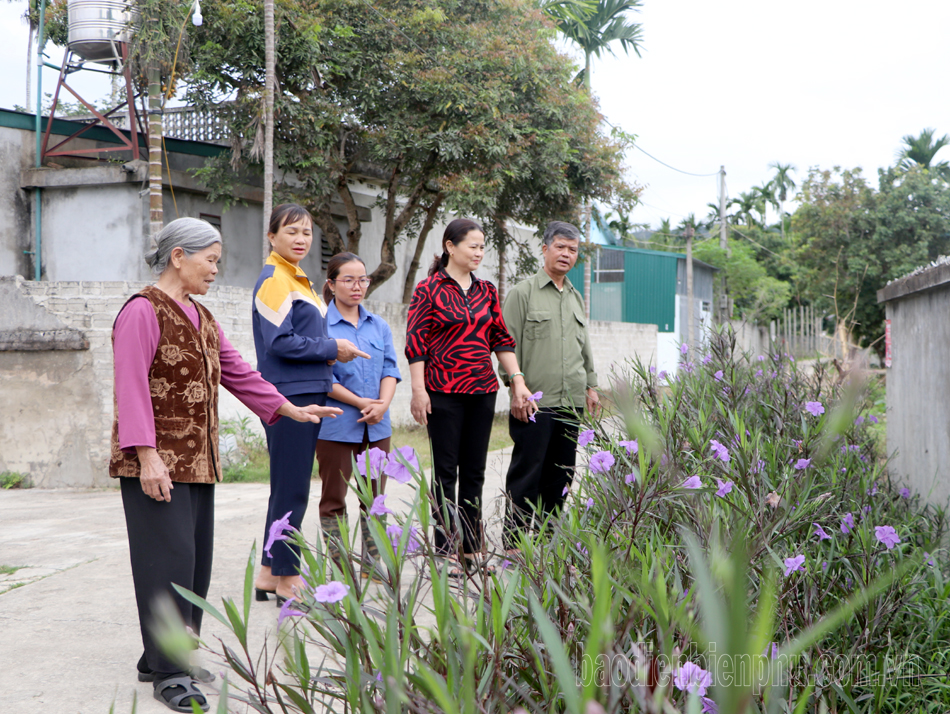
[583,203,592,319]
[262,0,275,260]
[686,222,694,347]
[718,165,728,253]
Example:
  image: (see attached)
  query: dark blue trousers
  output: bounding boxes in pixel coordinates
[261,392,326,576]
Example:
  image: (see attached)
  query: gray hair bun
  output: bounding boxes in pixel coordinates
[145,217,222,276]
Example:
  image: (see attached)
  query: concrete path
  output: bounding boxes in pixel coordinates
[0,447,513,714]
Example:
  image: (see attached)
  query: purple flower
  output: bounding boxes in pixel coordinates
[854,416,865,426]
[794,458,811,470]
[386,524,421,554]
[681,342,689,355]
[649,365,657,374]
[709,439,730,463]
[369,494,395,517]
[682,361,695,374]
[757,355,766,362]
[813,523,832,541]
[357,447,389,479]
[841,512,855,534]
[618,439,638,455]
[683,475,702,489]
[265,511,294,558]
[783,554,806,576]
[875,525,901,550]
[762,642,779,659]
[658,370,668,381]
[576,541,589,557]
[313,581,350,604]
[755,369,763,378]
[528,412,537,423]
[805,401,825,417]
[624,472,637,485]
[383,446,419,484]
[702,354,713,365]
[924,552,935,566]
[900,487,911,499]
[528,391,543,403]
[715,479,733,497]
[673,662,712,697]
[867,485,878,496]
[589,450,615,474]
[562,484,570,496]
[714,370,724,381]
[822,561,828,572]
[868,415,879,424]
[701,697,719,714]
[578,429,595,448]
[585,497,594,509]
[277,597,306,626]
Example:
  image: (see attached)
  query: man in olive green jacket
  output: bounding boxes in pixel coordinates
[500,221,599,551]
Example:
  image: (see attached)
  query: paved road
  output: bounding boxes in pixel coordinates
[0,447,513,714]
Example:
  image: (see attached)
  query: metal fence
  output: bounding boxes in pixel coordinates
[162,106,228,143]
[769,305,853,361]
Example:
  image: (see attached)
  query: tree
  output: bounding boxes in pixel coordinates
[791,165,950,353]
[187,0,632,297]
[542,0,643,317]
[897,128,950,179]
[729,191,760,227]
[752,182,775,225]
[768,161,797,240]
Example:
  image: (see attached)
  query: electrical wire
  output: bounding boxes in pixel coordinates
[631,143,720,178]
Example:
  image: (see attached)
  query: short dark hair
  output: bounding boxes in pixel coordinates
[543,221,581,246]
[322,252,365,304]
[268,203,313,235]
[428,218,484,277]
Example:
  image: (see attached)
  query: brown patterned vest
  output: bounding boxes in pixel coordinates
[109,285,222,483]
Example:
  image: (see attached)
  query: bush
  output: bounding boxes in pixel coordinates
[0,471,31,489]
[171,329,947,713]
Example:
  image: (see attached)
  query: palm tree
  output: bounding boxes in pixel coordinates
[897,128,950,180]
[541,0,643,317]
[768,162,797,240]
[263,0,275,259]
[730,191,759,228]
[753,182,775,226]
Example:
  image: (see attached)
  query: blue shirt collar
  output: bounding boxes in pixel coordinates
[327,299,370,327]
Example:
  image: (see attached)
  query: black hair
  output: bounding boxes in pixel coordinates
[427,218,484,277]
[323,252,366,304]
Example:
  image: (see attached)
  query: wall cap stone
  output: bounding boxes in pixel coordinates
[877,262,950,304]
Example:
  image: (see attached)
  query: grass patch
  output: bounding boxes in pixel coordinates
[0,565,24,576]
[219,413,514,483]
[0,471,30,489]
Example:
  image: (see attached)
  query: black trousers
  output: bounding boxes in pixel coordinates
[261,392,326,576]
[120,477,214,678]
[503,408,580,549]
[427,391,496,554]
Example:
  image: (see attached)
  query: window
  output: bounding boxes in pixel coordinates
[595,248,625,283]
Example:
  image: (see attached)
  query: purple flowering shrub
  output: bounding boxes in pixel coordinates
[161,332,947,714]
[560,329,949,711]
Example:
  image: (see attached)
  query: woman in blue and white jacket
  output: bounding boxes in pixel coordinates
[251,204,367,604]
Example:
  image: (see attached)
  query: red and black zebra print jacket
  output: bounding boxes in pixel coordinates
[405,268,516,394]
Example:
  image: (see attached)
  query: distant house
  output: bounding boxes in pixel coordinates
[567,245,717,373]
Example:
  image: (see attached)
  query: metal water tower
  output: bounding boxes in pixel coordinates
[68,0,136,63]
[41,0,141,162]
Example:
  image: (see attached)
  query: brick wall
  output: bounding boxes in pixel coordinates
[3,278,657,487]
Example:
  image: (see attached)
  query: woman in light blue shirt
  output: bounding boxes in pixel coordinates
[316,252,402,579]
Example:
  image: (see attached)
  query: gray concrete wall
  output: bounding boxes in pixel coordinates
[879,267,950,508]
[0,277,657,488]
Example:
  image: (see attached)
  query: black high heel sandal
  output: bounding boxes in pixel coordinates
[255,588,276,601]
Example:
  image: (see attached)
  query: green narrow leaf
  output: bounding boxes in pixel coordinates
[529,593,583,714]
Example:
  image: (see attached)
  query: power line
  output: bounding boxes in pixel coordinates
[631,143,720,178]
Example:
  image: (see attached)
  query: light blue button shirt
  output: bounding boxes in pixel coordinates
[317,301,402,443]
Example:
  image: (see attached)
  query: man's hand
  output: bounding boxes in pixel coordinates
[335,339,371,363]
[279,402,343,423]
[510,381,536,423]
[136,446,173,502]
[358,399,388,425]
[585,388,600,417]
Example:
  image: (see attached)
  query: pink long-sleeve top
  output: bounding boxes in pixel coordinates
[113,296,287,451]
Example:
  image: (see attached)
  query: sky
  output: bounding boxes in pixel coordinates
[1,0,948,231]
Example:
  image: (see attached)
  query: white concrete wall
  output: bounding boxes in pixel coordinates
[0,277,657,488]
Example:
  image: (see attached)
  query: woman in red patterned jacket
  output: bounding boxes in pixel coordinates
[406,218,533,576]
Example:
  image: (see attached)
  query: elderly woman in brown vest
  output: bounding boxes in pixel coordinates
[111,217,341,713]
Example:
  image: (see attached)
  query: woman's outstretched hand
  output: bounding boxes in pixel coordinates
[279,402,344,423]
